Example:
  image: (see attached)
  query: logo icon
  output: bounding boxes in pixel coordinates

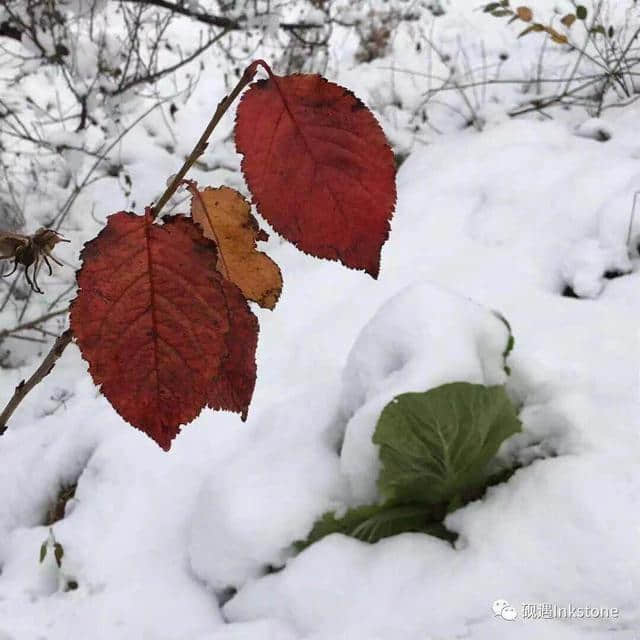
[493,599,518,621]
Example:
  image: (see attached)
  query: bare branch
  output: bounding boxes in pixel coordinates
[117,0,331,33]
[113,27,230,95]
[152,60,259,217]
[118,0,239,29]
[0,308,68,339]
[0,329,73,436]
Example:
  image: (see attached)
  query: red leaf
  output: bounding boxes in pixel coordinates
[70,211,257,450]
[235,62,396,278]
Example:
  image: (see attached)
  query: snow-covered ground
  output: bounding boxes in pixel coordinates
[1,1,639,638]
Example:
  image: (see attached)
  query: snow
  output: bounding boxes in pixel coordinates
[339,282,510,503]
[1,1,640,638]
[226,449,640,640]
[560,238,631,298]
[575,118,614,143]
[188,387,345,592]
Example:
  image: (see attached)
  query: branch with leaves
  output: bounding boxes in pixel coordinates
[481,0,640,117]
[0,58,397,452]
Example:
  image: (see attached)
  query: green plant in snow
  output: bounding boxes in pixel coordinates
[299,382,522,549]
[39,527,64,568]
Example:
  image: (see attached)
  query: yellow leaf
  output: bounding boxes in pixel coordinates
[189,185,283,310]
[516,6,533,22]
[546,27,568,44]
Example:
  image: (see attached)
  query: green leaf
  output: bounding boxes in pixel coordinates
[492,9,512,17]
[297,503,456,550]
[54,542,64,568]
[492,311,515,374]
[576,5,587,20]
[39,542,47,563]
[373,383,522,505]
[483,3,501,12]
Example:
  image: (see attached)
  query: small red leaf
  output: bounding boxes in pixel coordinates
[235,63,396,278]
[207,291,257,419]
[70,211,257,450]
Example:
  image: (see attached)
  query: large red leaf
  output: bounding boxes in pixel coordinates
[235,64,396,278]
[70,210,257,450]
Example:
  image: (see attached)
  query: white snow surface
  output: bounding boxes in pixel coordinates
[339,282,510,503]
[1,2,640,639]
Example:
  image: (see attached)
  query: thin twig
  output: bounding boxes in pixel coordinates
[0,308,68,339]
[15,95,180,322]
[113,28,230,95]
[563,0,603,95]
[3,334,47,344]
[626,191,640,247]
[0,329,73,436]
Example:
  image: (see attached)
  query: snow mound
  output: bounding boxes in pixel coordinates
[560,238,631,298]
[339,281,510,503]
[575,118,613,143]
[225,447,640,639]
[188,389,345,591]
[195,619,297,640]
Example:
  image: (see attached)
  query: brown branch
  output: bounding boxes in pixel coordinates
[151,60,260,217]
[0,329,73,436]
[119,0,239,29]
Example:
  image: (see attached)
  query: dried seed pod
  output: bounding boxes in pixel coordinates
[0,228,69,293]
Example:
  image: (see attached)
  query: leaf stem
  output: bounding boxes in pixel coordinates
[152,62,260,219]
[252,59,275,78]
